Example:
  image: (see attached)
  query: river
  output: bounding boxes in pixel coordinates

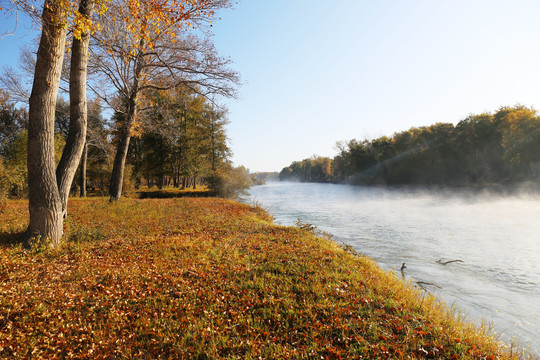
[247,182,540,355]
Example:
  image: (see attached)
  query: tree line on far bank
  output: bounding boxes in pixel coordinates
[280,105,540,186]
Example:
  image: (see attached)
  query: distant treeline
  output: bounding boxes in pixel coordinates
[280,105,540,186]
[252,172,279,184]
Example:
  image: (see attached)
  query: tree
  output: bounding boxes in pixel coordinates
[79,97,109,196]
[206,106,231,172]
[1,0,241,244]
[127,86,232,189]
[88,0,238,201]
[54,97,70,137]
[1,89,72,198]
[2,129,66,198]
[206,164,253,199]
[0,89,27,157]
[2,0,95,213]
[1,0,105,243]
[25,0,71,244]
[496,105,540,179]
[3,130,29,197]
[3,0,234,244]
[285,105,540,186]
[55,0,95,215]
[279,156,333,183]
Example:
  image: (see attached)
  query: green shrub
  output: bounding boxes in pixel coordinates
[206,165,253,199]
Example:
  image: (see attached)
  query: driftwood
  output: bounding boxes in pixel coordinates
[436,259,464,265]
[416,281,442,289]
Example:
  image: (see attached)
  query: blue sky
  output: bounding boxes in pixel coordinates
[3,1,540,172]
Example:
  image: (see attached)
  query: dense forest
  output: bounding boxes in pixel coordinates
[280,105,540,186]
[0,0,249,244]
[0,87,254,201]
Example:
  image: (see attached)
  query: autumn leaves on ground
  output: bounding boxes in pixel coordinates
[0,197,527,359]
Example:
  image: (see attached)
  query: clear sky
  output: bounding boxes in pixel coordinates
[2,0,540,172]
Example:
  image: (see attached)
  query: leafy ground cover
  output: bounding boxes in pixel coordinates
[0,198,532,359]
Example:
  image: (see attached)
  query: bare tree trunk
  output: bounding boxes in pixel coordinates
[79,141,87,197]
[56,0,94,215]
[27,0,68,245]
[109,124,131,201]
[108,43,143,202]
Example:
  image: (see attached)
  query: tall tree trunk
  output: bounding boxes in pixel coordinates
[56,0,94,215]
[108,42,144,202]
[27,0,68,245]
[109,123,132,201]
[79,141,87,197]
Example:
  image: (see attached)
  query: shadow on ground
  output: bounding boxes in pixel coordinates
[0,231,25,249]
[138,190,216,199]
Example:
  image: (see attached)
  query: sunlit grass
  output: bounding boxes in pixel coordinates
[0,198,534,359]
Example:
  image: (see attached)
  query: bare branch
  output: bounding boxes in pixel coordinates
[0,10,19,40]
[0,66,30,104]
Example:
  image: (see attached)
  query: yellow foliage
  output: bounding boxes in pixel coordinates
[129,121,144,138]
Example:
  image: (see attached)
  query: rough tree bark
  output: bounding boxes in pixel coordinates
[79,141,87,197]
[56,0,94,215]
[27,0,69,245]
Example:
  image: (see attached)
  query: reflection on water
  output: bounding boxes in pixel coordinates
[248,182,540,354]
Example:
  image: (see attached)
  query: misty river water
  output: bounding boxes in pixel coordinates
[247,182,540,355]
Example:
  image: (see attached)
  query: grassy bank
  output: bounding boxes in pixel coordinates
[0,198,531,359]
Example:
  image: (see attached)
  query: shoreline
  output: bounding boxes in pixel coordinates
[249,182,540,356]
[0,197,535,358]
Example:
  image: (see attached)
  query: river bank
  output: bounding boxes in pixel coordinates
[249,182,540,356]
[0,197,531,358]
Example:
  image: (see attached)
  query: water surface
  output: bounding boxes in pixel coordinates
[248,182,540,354]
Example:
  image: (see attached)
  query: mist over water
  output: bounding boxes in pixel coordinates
[248,182,540,354]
